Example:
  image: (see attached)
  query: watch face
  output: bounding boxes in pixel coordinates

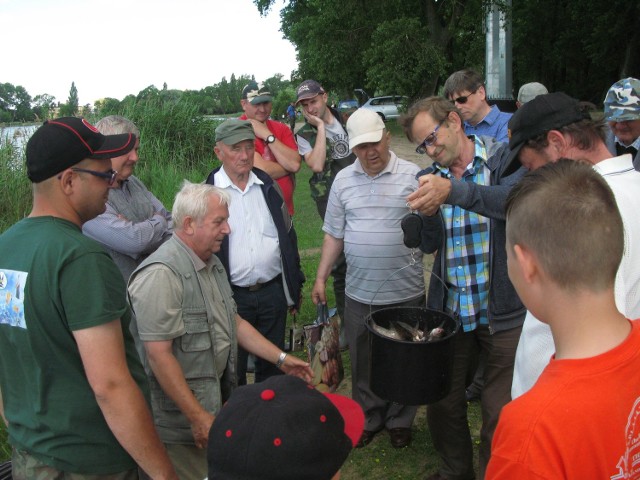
[266,135,275,144]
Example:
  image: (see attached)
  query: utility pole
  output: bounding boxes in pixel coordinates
[485,0,514,110]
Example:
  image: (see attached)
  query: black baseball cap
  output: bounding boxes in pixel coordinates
[26,117,136,183]
[503,92,589,176]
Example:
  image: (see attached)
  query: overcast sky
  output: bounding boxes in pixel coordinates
[2,0,298,105]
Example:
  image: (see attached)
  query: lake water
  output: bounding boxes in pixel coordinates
[1,125,37,153]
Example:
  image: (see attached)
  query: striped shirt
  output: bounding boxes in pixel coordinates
[323,152,424,305]
[433,137,491,331]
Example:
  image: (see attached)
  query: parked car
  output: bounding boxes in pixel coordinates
[360,95,408,121]
[337,99,358,122]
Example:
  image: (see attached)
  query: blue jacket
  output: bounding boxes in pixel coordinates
[419,136,526,334]
[206,166,305,310]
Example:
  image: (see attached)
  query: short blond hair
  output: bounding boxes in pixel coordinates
[506,159,623,292]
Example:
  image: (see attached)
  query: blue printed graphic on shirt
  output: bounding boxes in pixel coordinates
[0,269,27,328]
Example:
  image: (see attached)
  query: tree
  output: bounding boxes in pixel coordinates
[59,81,79,116]
[253,0,484,99]
[254,0,639,104]
[32,94,57,120]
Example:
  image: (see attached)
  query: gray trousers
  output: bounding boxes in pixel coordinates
[344,295,421,432]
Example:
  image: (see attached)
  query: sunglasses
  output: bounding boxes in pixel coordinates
[415,123,442,154]
[71,168,118,186]
[451,88,479,105]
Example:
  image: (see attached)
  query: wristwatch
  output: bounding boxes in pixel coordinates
[265,135,276,144]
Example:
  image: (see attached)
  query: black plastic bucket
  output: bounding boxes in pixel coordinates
[366,306,459,405]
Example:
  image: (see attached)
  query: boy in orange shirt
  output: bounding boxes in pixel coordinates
[486,159,640,479]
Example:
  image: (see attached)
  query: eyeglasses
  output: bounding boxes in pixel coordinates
[451,88,479,105]
[71,168,118,186]
[415,123,442,154]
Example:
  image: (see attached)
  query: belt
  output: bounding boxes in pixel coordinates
[233,276,280,292]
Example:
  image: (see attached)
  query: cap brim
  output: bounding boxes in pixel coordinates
[219,132,255,145]
[604,112,640,122]
[249,95,273,105]
[295,92,321,105]
[324,392,365,447]
[348,129,383,150]
[502,142,524,177]
[90,133,137,159]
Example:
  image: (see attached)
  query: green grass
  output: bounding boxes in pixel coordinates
[0,126,481,475]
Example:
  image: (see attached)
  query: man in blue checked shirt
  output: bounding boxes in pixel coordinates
[400,96,526,480]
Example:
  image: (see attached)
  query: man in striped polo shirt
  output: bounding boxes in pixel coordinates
[311,108,425,450]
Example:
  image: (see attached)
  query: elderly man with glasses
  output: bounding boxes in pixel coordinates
[399,97,525,480]
[83,116,173,282]
[443,69,512,143]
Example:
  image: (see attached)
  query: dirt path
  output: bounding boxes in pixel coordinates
[389,132,433,170]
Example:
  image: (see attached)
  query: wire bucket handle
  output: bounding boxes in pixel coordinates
[368,255,459,322]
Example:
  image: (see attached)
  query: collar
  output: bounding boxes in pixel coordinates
[466,104,501,128]
[173,233,218,273]
[615,135,640,150]
[592,154,635,176]
[216,165,264,192]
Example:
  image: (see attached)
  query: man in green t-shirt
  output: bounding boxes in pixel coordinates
[0,118,177,479]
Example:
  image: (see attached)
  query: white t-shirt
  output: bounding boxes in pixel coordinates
[511,154,640,398]
[297,119,352,160]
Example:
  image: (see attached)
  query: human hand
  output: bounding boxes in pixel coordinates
[191,411,215,449]
[406,174,451,216]
[311,280,327,305]
[303,110,323,128]
[280,355,314,383]
[248,119,271,141]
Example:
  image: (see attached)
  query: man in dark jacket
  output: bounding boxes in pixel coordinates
[400,97,526,480]
[206,119,304,386]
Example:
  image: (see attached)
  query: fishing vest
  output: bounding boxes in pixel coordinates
[129,237,238,444]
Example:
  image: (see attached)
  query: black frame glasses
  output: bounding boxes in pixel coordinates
[451,87,479,105]
[415,123,442,154]
[71,168,118,186]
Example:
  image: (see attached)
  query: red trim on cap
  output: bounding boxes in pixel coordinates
[47,120,95,153]
[82,118,99,133]
[93,133,135,155]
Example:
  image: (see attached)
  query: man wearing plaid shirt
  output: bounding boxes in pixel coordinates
[400,96,526,480]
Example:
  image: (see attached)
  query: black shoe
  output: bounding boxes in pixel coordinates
[355,430,378,448]
[388,427,412,448]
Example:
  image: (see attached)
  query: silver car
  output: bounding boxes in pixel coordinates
[360,95,408,121]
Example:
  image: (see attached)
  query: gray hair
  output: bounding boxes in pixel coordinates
[95,115,140,137]
[173,180,230,228]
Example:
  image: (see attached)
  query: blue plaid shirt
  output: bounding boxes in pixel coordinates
[433,137,491,332]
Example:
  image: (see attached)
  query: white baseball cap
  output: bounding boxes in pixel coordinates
[347,108,385,150]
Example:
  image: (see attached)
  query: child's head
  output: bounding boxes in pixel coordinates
[505,158,623,294]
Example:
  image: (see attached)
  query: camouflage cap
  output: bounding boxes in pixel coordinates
[604,77,640,122]
[242,81,273,105]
